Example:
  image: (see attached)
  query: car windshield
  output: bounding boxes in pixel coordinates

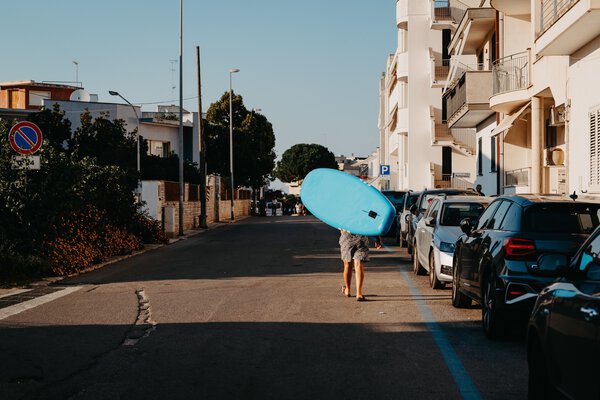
[406,193,419,208]
[384,192,406,211]
[440,203,486,226]
[522,203,600,234]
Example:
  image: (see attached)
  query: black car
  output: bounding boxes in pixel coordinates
[452,195,600,339]
[407,188,480,257]
[381,191,408,238]
[527,229,600,399]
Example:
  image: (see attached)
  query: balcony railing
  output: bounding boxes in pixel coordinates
[435,174,473,189]
[433,0,469,24]
[505,167,531,187]
[452,128,476,153]
[538,0,580,37]
[492,52,529,95]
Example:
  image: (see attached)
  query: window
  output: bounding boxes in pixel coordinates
[490,136,496,172]
[489,201,511,230]
[522,204,600,234]
[476,201,501,230]
[498,203,521,232]
[478,138,483,176]
[590,107,600,189]
[440,202,486,226]
[427,200,441,220]
[28,90,50,107]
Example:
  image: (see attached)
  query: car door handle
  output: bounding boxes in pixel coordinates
[580,306,599,321]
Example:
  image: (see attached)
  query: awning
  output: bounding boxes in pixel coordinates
[491,101,531,136]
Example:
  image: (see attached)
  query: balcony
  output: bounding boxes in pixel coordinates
[397,0,409,28]
[504,167,531,193]
[431,0,457,29]
[490,52,530,114]
[490,0,531,16]
[448,7,496,55]
[430,50,450,88]
[536,0,600,56]
[432,123,476,155]
[443,67,494,128]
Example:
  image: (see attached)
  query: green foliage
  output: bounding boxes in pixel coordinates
[141,153,201,184]
[205,92,276,189]
[274,143,338,183]
[0,107,167,281]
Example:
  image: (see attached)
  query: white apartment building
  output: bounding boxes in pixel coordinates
[382,0,600,198]
[379,0,476,191]
[489,0,600,198]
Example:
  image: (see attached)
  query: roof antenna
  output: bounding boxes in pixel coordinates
[569,191,578,201]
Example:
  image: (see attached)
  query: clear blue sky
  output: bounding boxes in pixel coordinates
[2,0,396,159]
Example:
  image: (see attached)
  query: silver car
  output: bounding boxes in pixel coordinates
[413,195,491,289]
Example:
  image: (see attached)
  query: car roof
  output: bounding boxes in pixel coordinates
[494,194,600,206]
[436,195,493,204]
[421,188,479,195]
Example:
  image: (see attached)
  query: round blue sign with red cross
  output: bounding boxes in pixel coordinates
[9,121,43,155]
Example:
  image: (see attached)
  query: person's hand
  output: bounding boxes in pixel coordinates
[375,237,382,249]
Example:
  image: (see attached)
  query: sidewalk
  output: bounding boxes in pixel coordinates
[0,217,249,296]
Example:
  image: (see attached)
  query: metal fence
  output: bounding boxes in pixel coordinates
[539,0,579,36]
[492,52,529,95]
[435,174,473,189]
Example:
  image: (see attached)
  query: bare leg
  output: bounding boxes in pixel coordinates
[355,260,365,300]
[343,261,353,296]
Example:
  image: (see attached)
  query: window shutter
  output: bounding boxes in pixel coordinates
[591,108,600,191]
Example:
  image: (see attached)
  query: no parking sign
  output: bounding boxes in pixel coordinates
[9,121,43,155]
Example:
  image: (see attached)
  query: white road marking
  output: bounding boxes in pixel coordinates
[0,288,32,299]
[0,287,82,320]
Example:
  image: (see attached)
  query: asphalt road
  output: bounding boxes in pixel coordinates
[0,216,528,399]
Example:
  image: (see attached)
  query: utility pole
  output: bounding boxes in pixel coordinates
[197,46,207,229]
[178,0,184,236]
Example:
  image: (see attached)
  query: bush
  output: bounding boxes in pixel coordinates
[0,241,49,283]
[42,206,143,276]
[129,213,169,245]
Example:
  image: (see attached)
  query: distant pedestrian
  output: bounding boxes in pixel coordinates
[339,230,381,301]
[475,184,485,196]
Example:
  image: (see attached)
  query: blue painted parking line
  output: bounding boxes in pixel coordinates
[401,271,482,400]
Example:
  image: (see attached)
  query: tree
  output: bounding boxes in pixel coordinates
[205,92,276,189]
[274,144,338,183]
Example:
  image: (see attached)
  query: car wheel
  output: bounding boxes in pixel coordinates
[429,251,444,289]
[482,276,506,339]
[413,243,424,275]
[452,254,471,308]
[527,335,554,399]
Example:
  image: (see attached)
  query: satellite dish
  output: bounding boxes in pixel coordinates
[70,89,92,102]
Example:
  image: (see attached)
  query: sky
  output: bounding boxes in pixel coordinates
[2,0,396,161]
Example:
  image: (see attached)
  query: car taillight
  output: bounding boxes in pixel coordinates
[504,238,536,259]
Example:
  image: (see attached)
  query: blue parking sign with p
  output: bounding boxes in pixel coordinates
[380,165,390,176]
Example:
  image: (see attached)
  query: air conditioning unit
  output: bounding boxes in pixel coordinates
[549,105,566,126]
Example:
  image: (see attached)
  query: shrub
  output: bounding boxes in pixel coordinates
[129,213,169,245]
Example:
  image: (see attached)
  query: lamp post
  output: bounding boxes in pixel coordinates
[229,68,240,221]
[109,90,141,200]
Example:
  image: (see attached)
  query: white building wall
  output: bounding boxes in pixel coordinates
[567,35,600,195]
[406,7,442,190]
[475,117,498,195]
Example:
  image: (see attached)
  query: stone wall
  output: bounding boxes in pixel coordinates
[143,175,251,237]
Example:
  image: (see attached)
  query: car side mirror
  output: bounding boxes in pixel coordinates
[425,217,436,227]
[460,218,473,235]
[410,204,418,215]
[531,253,569,277]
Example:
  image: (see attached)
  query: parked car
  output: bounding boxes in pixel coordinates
[452,195,600,339]
[399,191,420,247]
[527,229,600,399]
[407,188,481,257]
[381,191,408,238]
[413,196,491,289]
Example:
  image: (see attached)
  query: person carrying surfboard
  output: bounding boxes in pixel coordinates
[340,231,382,301]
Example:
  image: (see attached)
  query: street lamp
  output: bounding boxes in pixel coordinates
[229,68,240,221]
[108,90,140,176]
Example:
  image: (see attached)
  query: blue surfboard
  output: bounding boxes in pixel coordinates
[300,168,395,236]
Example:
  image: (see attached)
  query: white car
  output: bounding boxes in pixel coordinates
[413,196,491,289]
